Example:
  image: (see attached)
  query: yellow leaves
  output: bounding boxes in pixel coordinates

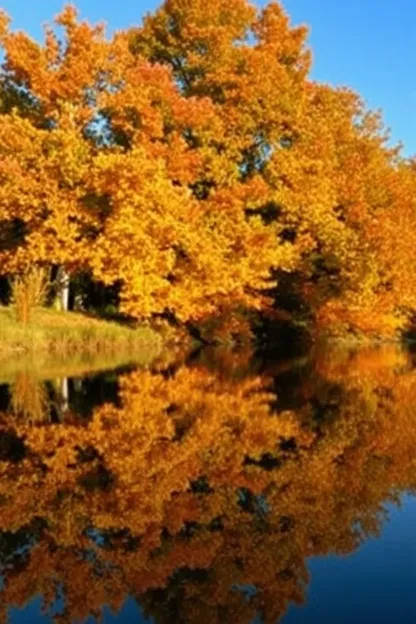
[0,5,294,321]
[132,0,416,330]
[0,5,108,121]
[255,2,311,75]
[55,5,79,29]
[0,0,415,332]
[0,10,10,39]
[0,110,97,271]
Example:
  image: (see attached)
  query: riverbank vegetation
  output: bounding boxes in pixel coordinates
[0,0,415,344]
[0,305,161,356]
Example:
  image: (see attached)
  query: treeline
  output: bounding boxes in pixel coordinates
[0,0,415,338]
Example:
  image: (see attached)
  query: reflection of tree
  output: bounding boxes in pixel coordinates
[0,345,416,622]
[10,373,50,423]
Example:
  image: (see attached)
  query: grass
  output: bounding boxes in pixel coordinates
[0,305,162,364]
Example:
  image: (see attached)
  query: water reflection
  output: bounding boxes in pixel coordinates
[0,344,415,622]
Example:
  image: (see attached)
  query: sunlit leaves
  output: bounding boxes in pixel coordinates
[0,0,416,330]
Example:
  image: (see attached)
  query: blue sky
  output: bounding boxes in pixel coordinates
[1,0,415,155]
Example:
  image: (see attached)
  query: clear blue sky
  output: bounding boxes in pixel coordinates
[2,0,415,155]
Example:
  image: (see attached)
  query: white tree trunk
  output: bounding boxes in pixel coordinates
[54,377,69,423]
[61,377,69,414]
[57,267,70,311]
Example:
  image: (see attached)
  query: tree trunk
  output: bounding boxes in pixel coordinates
[56,267,70,311]
[61,377,69,414]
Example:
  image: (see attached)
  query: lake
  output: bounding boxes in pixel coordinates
[0,342,415,623]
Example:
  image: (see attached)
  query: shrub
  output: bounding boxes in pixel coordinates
[10,266,50,324]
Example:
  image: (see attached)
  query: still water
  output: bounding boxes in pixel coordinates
[0,343,415,623]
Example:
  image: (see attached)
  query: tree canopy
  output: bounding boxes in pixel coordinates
[0,1,415,337]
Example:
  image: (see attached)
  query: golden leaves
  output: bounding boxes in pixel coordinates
[0,0,416,331]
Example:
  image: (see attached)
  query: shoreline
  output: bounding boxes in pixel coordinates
[0,306,162,359]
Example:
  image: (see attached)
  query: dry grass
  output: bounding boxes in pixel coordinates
[0,306,162,362]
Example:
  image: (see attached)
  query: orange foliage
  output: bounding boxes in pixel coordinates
[1,1,416,333]
[0,4,296,323]
[133,0,416,335]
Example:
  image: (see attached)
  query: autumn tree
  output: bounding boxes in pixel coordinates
[1,0,416,334]
[0,5,297,323]
[132,0,416,337]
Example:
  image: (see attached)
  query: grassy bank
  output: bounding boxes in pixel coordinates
[0,306,162,359]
